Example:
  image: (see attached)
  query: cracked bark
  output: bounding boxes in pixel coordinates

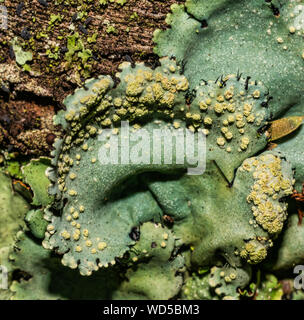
[0,0,183,156]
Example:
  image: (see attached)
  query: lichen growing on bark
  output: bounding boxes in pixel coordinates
[0,0,303,301]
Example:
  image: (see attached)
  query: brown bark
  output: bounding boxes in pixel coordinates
[0,0,183,155]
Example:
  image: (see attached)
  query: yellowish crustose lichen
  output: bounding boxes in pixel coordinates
[244,153,294,234]
[191,76,267,154]
[240,239,268,264]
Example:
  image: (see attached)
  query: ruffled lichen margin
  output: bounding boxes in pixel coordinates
[42,54,294,282]
[1,0,304,300]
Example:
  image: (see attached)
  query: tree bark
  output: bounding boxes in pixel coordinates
[0,0,183,156]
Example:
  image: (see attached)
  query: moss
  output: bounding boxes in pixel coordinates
[255,274,283,300]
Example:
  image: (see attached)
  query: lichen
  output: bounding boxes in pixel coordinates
[41,55,294,276]
[21,157,54,207]
[244,153,294,235]
[154,0,304,118]
[11,37,33,66]
[0,0,303,301]
[182,265,252,300]
[8,228,183,300]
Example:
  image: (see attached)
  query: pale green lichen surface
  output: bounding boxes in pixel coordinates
[0,0,303,300]
[154,0,304,117]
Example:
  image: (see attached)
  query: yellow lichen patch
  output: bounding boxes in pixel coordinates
[269,116,304,141]
[80,94,97,106]
[113,98,122,107]
[224,89,234,100]
[75,246,82,253]
[86,240,92,247]
[243,103,253,116]
[289,26,296,34]
[236,120,245,129]
[217,137,225,146]
[192,113,202,122]
[227,115,235,123]
[204,117,213,125]
[214,103,224,114]
[163,233,169,240]
[221,127,229,134]
[205,98,212,105]
[246,114,255,123]
[169,65,176,73]
[227,103,236,112]
[47,225,55,232]
[277,37,284,44]
[246,153,293,234]
[126,81,144,97]
[61,230,71,240]
[72,211,79,219]
[69,173,77,180]
[173,121,180,129]
[230,273,236,280]
[240,137,250,150]
[93,78,112,94]
[64,110,76,122]
[101,118,112,127]
[88,126,97,136]
[98,242,107,251]
[216,95,225,103]
[73,232,80,241]
[81,143,88,151]
[176,77,189,91]
[68,190,77,196]
[225,131,233,140]
[240,239,267,264]
[252,90,260,99]
[199,101,209,111]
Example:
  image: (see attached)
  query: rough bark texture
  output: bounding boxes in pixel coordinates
[0,0,183,155]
